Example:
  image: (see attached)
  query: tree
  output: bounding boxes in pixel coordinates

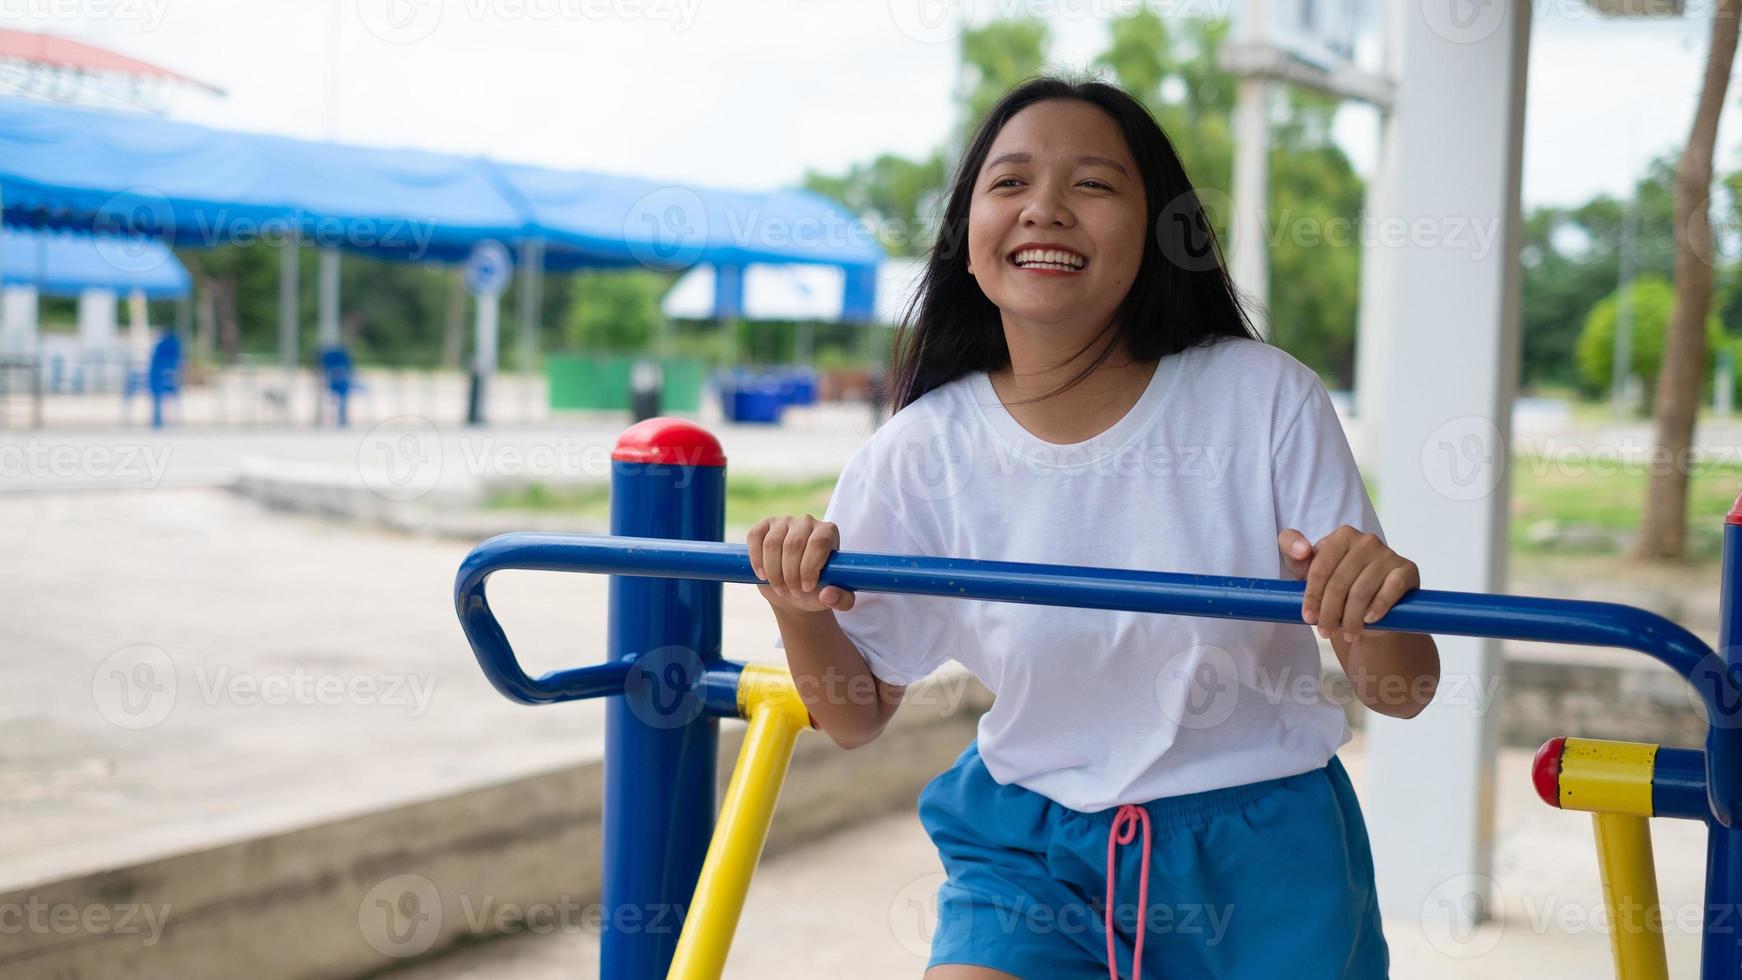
[1575,275,1724,407]
[803,152,948,257]
[563,269,671,353]
[1637,0,1740,561]
[955,19,1053,147]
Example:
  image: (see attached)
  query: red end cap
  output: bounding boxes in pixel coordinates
[1727,491,1742,526]
[1532,737,1567,808]
[612,418,725,467]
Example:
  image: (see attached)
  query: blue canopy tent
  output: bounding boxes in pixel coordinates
[0,96,527,262]
[0,95,882,419]
[2,225,190,298]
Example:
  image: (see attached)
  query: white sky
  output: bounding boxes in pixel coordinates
[16,0,1737,209]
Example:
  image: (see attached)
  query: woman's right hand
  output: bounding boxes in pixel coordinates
[747,515,857,614]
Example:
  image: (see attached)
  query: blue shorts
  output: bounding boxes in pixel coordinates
[917,742,1389,979]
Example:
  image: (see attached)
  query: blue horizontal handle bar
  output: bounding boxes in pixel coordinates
[454,531,1742,827]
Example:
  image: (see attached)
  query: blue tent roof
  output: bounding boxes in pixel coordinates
[2,226,190,298]
[0,96,884,274]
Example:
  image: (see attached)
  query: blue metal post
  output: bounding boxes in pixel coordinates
[1703,498,1742,978]
[600,420,727,978]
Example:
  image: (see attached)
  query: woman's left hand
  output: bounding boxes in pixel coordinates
[1278,526,1419,642]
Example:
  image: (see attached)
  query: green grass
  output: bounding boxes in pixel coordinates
[1507,453,1742,559]
[488,475,840,531]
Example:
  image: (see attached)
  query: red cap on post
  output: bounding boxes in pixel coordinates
[1727,491,1742,526]
[1532,737,1567,808]
[612,418,726,467]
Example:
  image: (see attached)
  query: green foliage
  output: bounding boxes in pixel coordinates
[1520,158,1684,390]
[563,269,673,353]
[956,19,1054,142]
[803,152,948,256]
[1575,274,1724,407]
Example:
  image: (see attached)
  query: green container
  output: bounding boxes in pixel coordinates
[546,355,704,413]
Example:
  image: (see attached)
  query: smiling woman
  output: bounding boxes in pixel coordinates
[771,75,1434,980]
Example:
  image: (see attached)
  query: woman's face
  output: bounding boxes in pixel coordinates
[966,98,1147,340]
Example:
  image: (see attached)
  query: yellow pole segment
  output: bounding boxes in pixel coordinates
[667,665,810,980]
[1591,812,1669,980]
[1558,739,1658,816]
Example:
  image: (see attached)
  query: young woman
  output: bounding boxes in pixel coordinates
[748,76,1437,980]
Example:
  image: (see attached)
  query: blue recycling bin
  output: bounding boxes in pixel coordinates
[773,369,817,407]
[715,372,785,424]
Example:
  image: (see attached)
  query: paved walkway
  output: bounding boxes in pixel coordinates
[0,488,793,890]
[384,738,1712,979]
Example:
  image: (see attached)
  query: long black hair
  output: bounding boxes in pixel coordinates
[890,74,1262,411]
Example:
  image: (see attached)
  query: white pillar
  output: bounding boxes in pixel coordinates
[77,287,118,349]
[1364,1,1529,937]
[0,285,38,355]
[1229,0,1271,339]
[78,288,119,389]
[1352,2,1402,471]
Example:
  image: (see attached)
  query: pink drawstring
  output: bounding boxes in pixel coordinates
[1105,803,1151,980]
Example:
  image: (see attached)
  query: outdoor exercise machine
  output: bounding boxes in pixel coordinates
[455,418,1742,979]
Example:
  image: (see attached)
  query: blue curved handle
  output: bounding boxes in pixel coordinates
[454,533,638,704]
[455,531,1742,826]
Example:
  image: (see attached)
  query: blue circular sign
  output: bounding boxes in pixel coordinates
[464,240,513,297]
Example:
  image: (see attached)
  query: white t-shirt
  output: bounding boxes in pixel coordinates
[778,336,1385,812]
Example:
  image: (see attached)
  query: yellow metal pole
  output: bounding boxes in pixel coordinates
[1591,812,1669,980]
[667,665,810,980]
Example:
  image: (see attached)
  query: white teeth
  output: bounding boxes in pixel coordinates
[1012,248,1085,269]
